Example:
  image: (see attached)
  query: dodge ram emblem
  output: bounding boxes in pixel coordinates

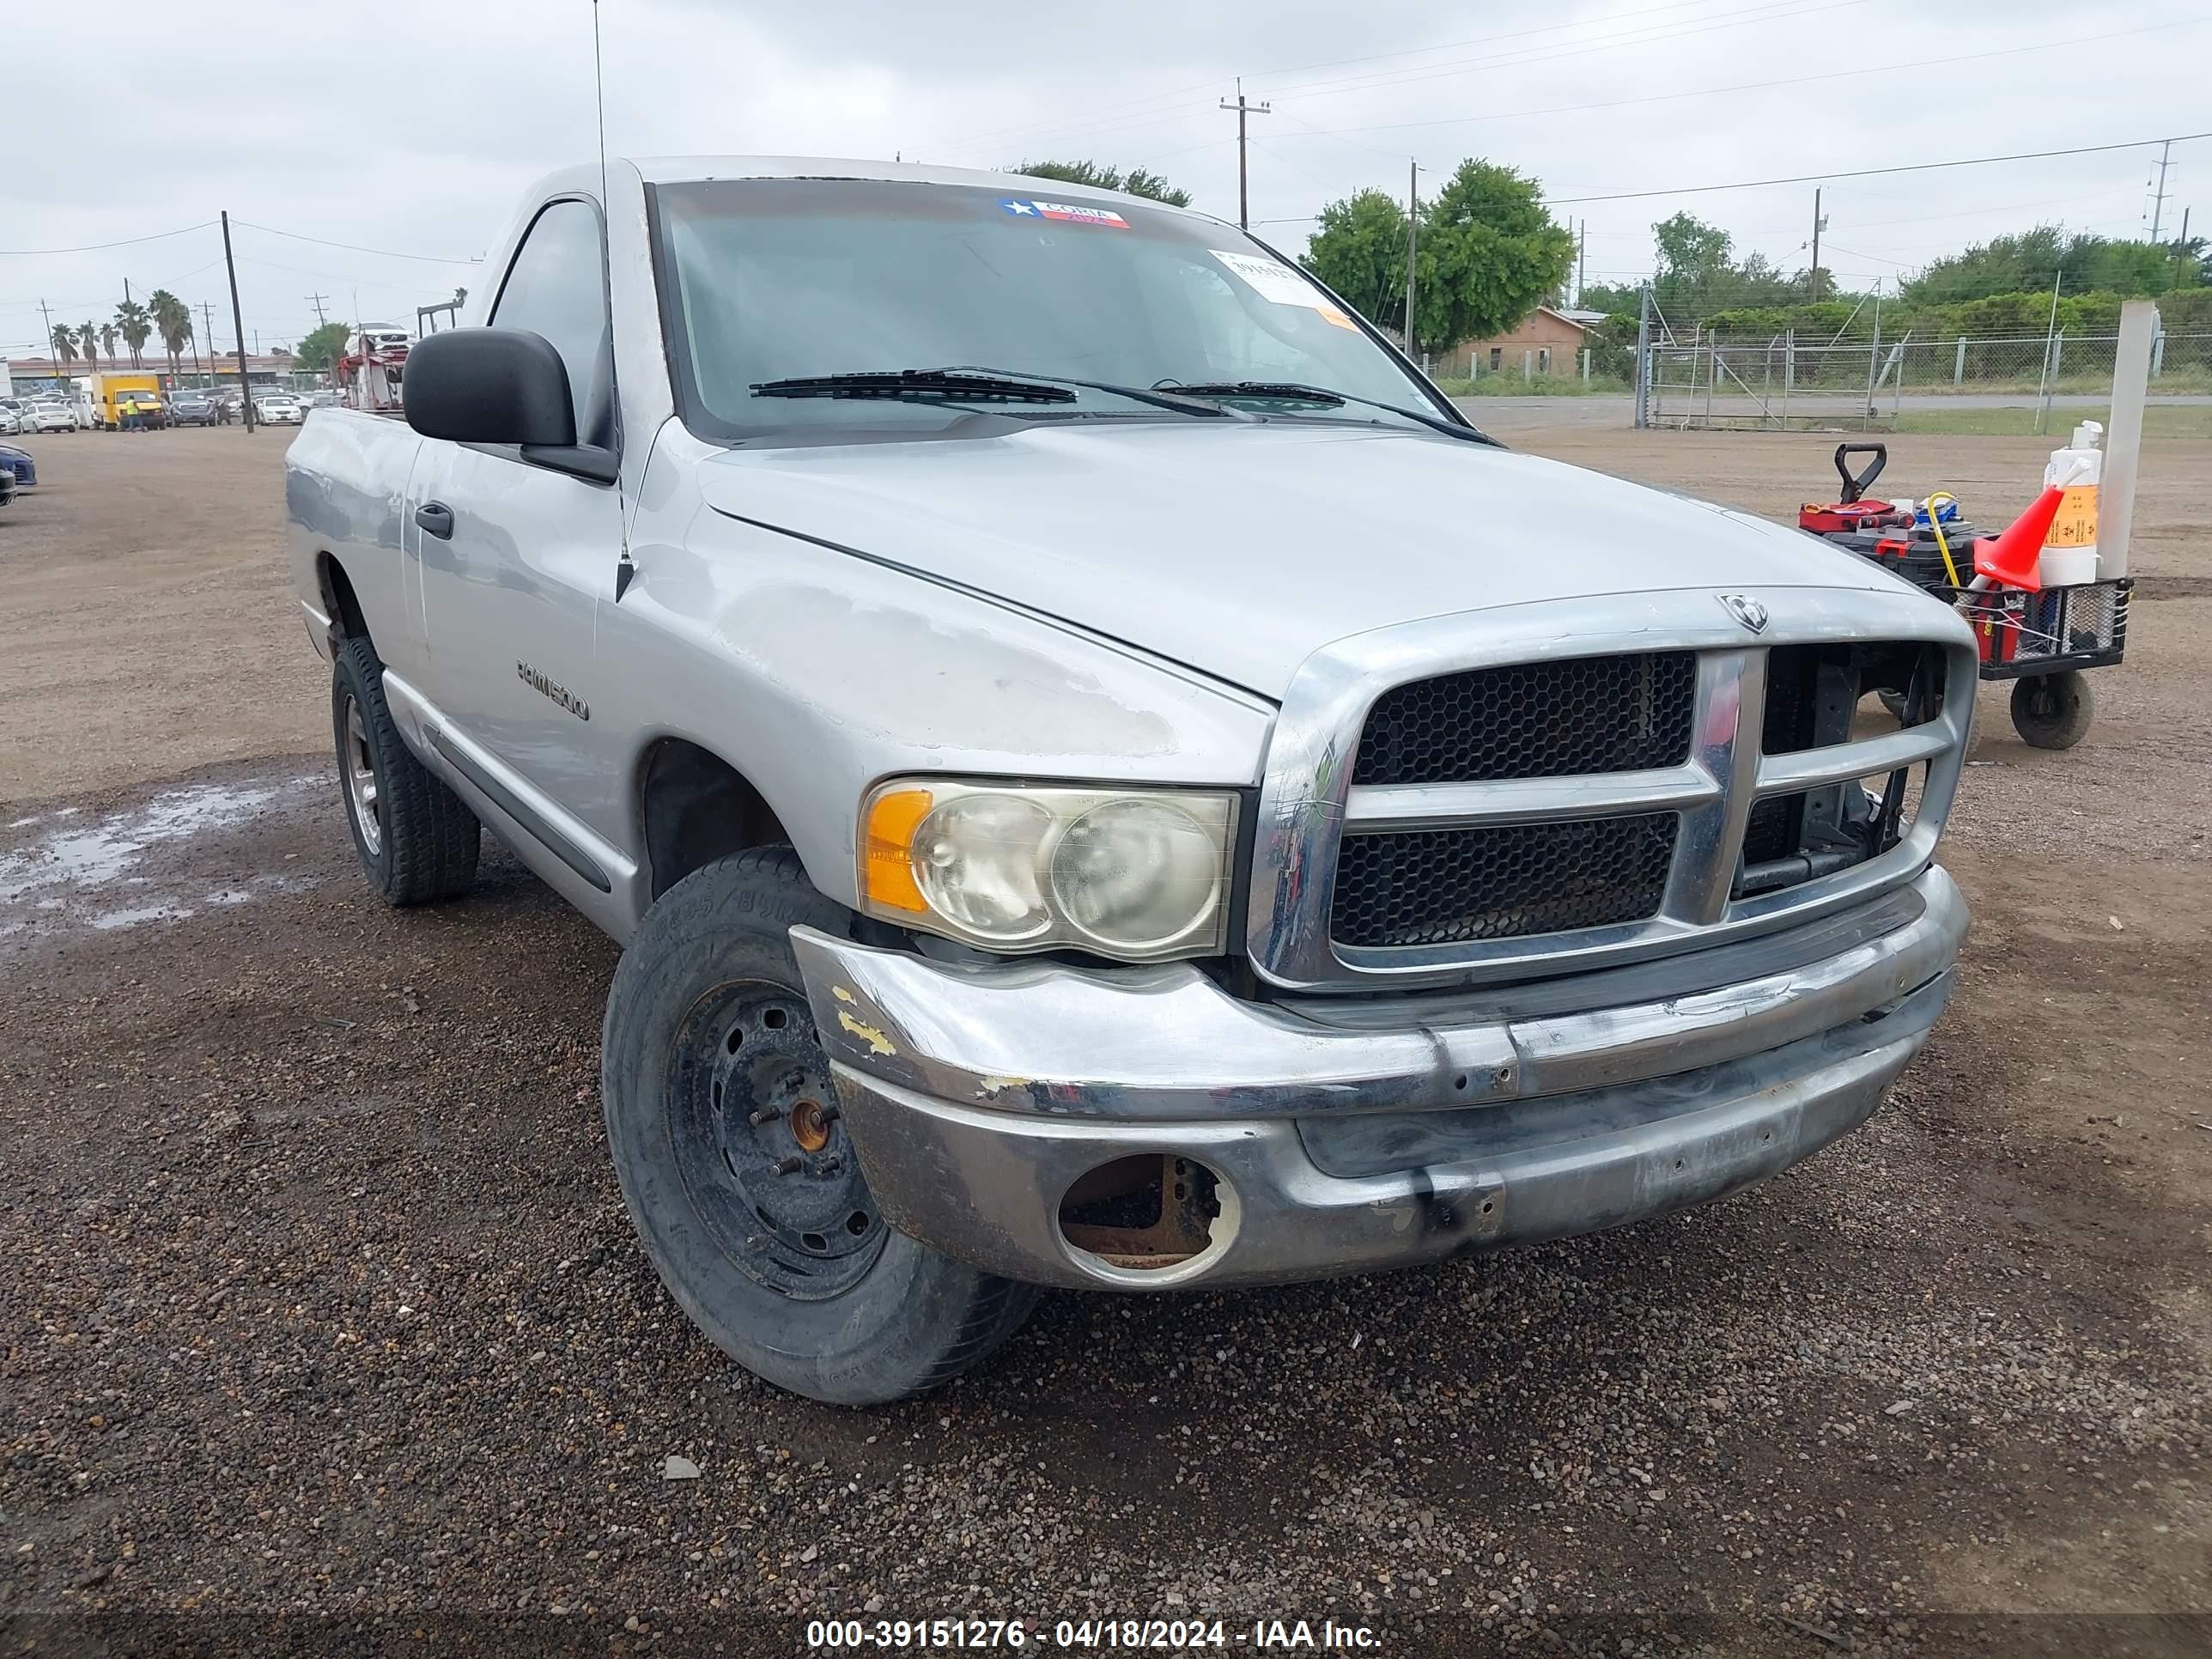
[1718,593,1770,634]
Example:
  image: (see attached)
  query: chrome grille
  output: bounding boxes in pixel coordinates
[1352,653,1697,784]
[1244,589,1978,993]
[1331,813,1678,946]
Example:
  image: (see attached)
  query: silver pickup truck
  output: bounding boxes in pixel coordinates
[286,157,1973,1406]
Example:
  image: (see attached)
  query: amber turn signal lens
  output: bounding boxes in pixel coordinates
[860,787,934,915]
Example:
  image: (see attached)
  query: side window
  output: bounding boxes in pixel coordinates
[1487,348,1503,371]
[490,199,612,446]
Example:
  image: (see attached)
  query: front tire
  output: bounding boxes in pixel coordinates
[2010,671,2094,750]
[331,634,481,903]
[601,848,1039,1406]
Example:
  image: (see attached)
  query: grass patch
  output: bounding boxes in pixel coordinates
[1433,374,1631,398]
[1888,404,2212,438]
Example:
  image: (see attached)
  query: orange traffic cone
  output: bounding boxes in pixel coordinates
[1972,484,2065,592]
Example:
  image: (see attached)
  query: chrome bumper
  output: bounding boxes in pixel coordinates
[789,866,1966,1291]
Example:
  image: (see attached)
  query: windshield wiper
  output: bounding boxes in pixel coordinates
[1165,380,1502,447]
[750,366,1237,418]
[751,369,1078,404]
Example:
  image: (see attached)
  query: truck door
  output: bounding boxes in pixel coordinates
[407,196,632,860]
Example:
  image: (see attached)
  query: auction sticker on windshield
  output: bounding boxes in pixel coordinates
[1210,249,1357,327]
[1000,199,1128,228]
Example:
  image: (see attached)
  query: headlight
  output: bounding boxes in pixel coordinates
[860,779,1237,961]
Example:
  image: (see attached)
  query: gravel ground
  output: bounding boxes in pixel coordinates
[1,426,2207,1657]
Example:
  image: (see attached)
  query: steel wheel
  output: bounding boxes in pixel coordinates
[666,979,884,1300]
[341,694,382,856]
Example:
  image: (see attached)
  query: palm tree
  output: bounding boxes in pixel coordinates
[51,323,78,374]
[149,290,192,378]
[98,323,119,369]
[81,321,101,373]
[115,299,154,371]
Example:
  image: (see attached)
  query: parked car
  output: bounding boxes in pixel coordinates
[285,158,1975,1406]
[0,400,25,434]
[167,392,220,427]
[0,458,15,509]
[254,391,305,425]
[0,441,36,489]
[27,400,82,433]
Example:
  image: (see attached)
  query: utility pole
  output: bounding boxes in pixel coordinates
[1576,220,1587,308]
[2148,137,2172,240]
[222,211,257,434]
[39,299,53,378]
[1405,159,1419,362]
[306,292,329,326]
[1218,79,1271,231]
[2173,206,2191,290]
[1809,188,1826,304]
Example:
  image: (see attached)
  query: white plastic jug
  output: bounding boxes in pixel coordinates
[2040,421,2101,585]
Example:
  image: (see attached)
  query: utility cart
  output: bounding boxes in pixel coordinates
[1802,443,2130,750]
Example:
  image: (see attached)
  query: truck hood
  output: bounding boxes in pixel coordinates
[696,421,1896,700]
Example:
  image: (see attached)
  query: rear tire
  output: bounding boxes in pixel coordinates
[331,634,481,903]
[601,848,1039,1406]
[2010,671,2094,750]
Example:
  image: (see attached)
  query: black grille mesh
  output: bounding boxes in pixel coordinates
[1330,813,1678,948]
[1352,653,1698,787]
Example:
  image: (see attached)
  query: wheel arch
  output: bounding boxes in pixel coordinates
[635,738,798,902]
[315,550,370,646]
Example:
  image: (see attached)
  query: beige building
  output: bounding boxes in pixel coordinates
[1438,306,1603,379]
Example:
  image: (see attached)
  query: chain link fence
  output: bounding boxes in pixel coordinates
[1638,328,2212,430]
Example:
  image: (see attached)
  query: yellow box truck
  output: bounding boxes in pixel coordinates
[87,374,161,431]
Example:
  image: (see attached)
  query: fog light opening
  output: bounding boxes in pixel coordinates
[1058,1154,1224,1273]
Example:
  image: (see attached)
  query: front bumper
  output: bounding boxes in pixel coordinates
[791,866,1966,1291]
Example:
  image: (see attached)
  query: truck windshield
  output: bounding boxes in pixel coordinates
[653,178,1455,441]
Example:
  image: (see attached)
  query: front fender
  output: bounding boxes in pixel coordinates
[596,484,1274,919]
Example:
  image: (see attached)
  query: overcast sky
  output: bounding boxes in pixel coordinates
[3,0,2203,356]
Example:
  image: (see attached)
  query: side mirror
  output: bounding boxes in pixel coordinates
[404,327,575,447]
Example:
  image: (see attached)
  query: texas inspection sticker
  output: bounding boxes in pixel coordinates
[1000,198,1129,228]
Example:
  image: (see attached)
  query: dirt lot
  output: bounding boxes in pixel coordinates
[2,423,2207,1656]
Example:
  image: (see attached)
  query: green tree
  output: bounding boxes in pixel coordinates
[1904,225,2205,306]
[95,322,116,370]
[1416,160,1576,349]
[1651,211,1735,299]
[50,323,79,373]
[115,300,153,370]
[1302,187,1412,331]
[149,289,193,378]
[295,320,350,372]
[1303,161,1573,349]
[1009,159,1193,207]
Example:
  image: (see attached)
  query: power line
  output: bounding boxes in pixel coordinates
[229,220,479,264]
[1283,15,2205,143]
[1257,0,1866,103]
[941,0,1857,161]
[945,0,1793,154]
[0,222,215,257]
[1244,0,1783,90]
[1550,134,2212,206]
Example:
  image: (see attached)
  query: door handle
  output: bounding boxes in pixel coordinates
[414,501,455,540]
